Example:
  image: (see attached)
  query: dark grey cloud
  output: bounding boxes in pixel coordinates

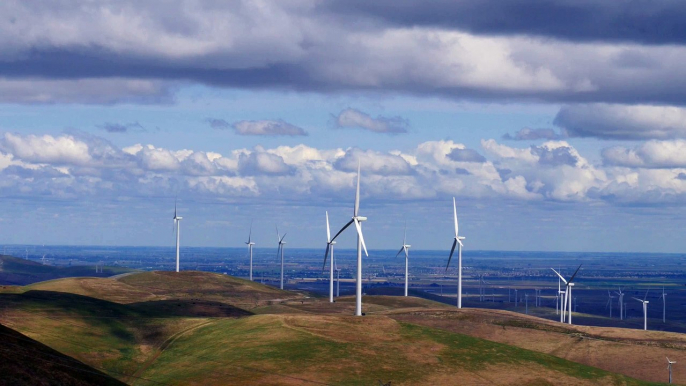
[332,109,408,134]
[205,118,230,130]
[447,148,486,163]
[98,122,144,133]
[321,0,686,45]
[532,145,579,167]
[554,104,686,140]
[503,128,564,141]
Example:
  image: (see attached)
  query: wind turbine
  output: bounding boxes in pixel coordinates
[173,200,183,273]
[329,161,368,316]
[322,211,336,303]
[551,265,581,325]
[445,197,466,308]
[616,287,625,321]
[667,357,676,384]
[245,222,255,281]
[633,289,650,331]
[661,287,667,323]
[335,261,341,297]
[41,254,46,265]
[605,290,616,318]
[276,227,287,290]
[395,222,411,297]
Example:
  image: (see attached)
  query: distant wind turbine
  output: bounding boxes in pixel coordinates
[322,211,336,303]
[551,265,581,325]
[395,222,411,297]
[667,357,676,384]
[276,226,287,290]
[329,161,368,316]
[633,289,650,331]
[661,287,667,323]
[41,254,46,265]
[245,221,255,281]
[605,290,616,318]
[615,287,625,321]
[445,197,466,308]
[173,200,183,273]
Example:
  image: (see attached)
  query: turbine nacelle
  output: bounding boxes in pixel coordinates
[356,216,367,222]
[245,242,255,246]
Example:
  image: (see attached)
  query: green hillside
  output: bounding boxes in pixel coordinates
[0,322,126,386]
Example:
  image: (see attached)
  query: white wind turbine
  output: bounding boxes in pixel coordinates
[395,222,411,297]
[245,222,255,281]
[661,286,667,323]
[616,287,625,321]
[173,200,183,273]
[276,227,287,290]
[329,161,368,316]
[667,357,676,384]
[322,211,336,303]
[445,197,466,308]
[633,289,650,331]
[605,290,616,318]
[551,265,581,325]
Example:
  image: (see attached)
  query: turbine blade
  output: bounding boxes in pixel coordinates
[326,211,331,242]
[248,220,253,243]
[445,239,457,271]
[354,160,361,217]
[569,264,582,282]
[457,238,464,247]
[276,226,280,243]
[396,246,405,258]
[322,244,330,272]
[331,219,354,242]
[277,244,282,259]
[353,218,368,256]
[403,220,407,245]
[280,233,287,242]
[550,268,568,284]
[404,246,409,259]
[453,197,459,238]
[644,288,649,301]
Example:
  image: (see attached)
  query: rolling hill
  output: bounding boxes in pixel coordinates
[0,322,126,386]
[0,271,668,385]
[0,255,135,286]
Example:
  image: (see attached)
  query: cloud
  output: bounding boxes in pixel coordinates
[231,120,307,136]
[333,109,409,134]
[503,128,564,141]
[334,148,413,175]
[554,104,686,140]
[99,122,144,133]
[238,150,293,175]
[447,148,486,163]
[0,133,92,166]
[205,118,230,130]
[320,1,686,45]
[602,140,686,168]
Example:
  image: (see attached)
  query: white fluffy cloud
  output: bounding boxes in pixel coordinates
[3,131,686,205]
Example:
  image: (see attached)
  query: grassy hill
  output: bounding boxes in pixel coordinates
[136,313,654,386]
[0,322,126,386]
[0,255,135,286]
[0,272,668,385]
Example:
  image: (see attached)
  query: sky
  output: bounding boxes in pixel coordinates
[2,1,686,252]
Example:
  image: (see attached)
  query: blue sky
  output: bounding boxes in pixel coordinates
[2,1,686,252]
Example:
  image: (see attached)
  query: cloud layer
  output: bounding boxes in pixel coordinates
[333,109,409,134]
[2,1,686,107]
[2,131,686,206]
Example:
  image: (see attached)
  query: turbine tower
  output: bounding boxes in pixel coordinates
[245,222,255,281]
[322,211,336,303]
[633,289,650,331]
[276,227,287,290]
[395,222,411,297]
[615,287,625,320]
[173,200,183,273]
[667,357,676,384]
[551,265,581,325]
[445,197,466,308]
[605,290,616,318]
[330,161,368,316]
[661,287,667,323]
